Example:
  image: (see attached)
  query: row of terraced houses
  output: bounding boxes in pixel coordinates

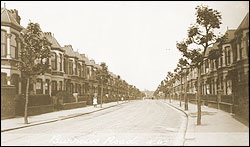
[161,12,249,121]
[1,6,143,118]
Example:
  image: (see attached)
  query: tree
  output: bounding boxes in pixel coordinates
[174,58,186,107]
[116,75,121,103]
[166,71,174,103]
[176,5,225,125]
[175,57,190,110]
[19,22,51,124]
[95,62,110,108]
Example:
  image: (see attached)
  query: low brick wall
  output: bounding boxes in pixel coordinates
[62,101,87,110]
[219,102,233,113]
[1,86,16,119]
[28,105,54,116]
[221,95,232,103]
[207,101,218,109]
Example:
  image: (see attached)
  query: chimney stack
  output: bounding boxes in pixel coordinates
[10,9,21,24]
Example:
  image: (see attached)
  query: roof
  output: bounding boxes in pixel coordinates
[74,51,83,61]
[1,7,23,31]
[236,12,249,33]
[204,43,219,57]
[224,29,236,43]
[95,63,102,69]
[62,45,75,57]
[44,32,62,49]
[80,54,91,65]
[90,60,101,69]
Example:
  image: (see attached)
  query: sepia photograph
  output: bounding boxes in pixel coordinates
[1,1,249,146]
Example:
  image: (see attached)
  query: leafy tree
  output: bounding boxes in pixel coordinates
[19,22,51,124]
[95,62,110,108]
[175,57,190,110]
[176,5,226,125]
[174,58,188,107]
[166,71,174,103]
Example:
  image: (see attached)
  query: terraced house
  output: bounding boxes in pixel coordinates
[167,12,249,121]
[1,6,143,119]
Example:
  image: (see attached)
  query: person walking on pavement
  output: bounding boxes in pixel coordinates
[93,93,98,108]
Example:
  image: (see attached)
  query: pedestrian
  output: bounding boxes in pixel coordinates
[93,93,98,108]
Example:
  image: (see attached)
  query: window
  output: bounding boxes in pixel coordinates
[239,39,243,59]
[75,61,78,75]
[210,60,214,70]
[220,77,223,90]
[220,56,223,67]
[1,73,7,86]
[226,80,232,95]
[36,79,43,94]
[224,50,227,66]
[59,81,63,91]
[87,67,90,75]
[1,30,7,57]
[59,54,63,71]
[78,63,81,77]
[45,79,50,94]
[79,84,81,95]
[228,50,231,65]
[10,33,18,59]
[215,59,218,69]
[52,81,57,96]
[71,83,74,94]
[51,53,57,70]
[82,64,85,78]
[69,60,73,75]
[64,58,68,74]
[11,74,19,94]
[233,44,237,62]
[205,60,209,73]
[247,32,249,58]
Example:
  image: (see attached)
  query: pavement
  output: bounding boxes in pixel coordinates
[1,100,128,132]
[164,99,249,146]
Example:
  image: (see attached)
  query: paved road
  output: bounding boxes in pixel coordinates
[1,100,184,146]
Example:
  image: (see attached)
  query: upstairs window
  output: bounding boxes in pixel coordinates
[239,38,243,59]
[51,52,57,70]
[227,50,231,65]
[10,33,18,59]
[247,32,249,58]
[59,54,63,71]
[224,50,227,66]
[78,63,81,77]
[1,30,7,57]
[69,60,73,75]
[75,61,78,75]
[220,56,223,67]
[64,58,68,74]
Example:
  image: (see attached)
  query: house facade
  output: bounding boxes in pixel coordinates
[1,6,143,114]
[166,12,249,121]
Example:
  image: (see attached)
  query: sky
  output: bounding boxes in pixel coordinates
[1,1,249,91]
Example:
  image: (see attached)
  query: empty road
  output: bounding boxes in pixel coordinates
[1,100,186,146]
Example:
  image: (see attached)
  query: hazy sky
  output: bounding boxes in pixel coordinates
[2,1,249,91]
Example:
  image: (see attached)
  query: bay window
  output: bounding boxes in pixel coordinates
[1,30,7,57]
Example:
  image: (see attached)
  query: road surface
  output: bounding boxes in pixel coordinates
[1,100,185,146]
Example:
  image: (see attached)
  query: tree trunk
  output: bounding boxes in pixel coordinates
[184,71,188,110]
[117,89,119,104]
[180,75,182,107]
[101,81,103,108]
[169,88,172,103]
[24,78,29,124]
[197,66,201,125]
